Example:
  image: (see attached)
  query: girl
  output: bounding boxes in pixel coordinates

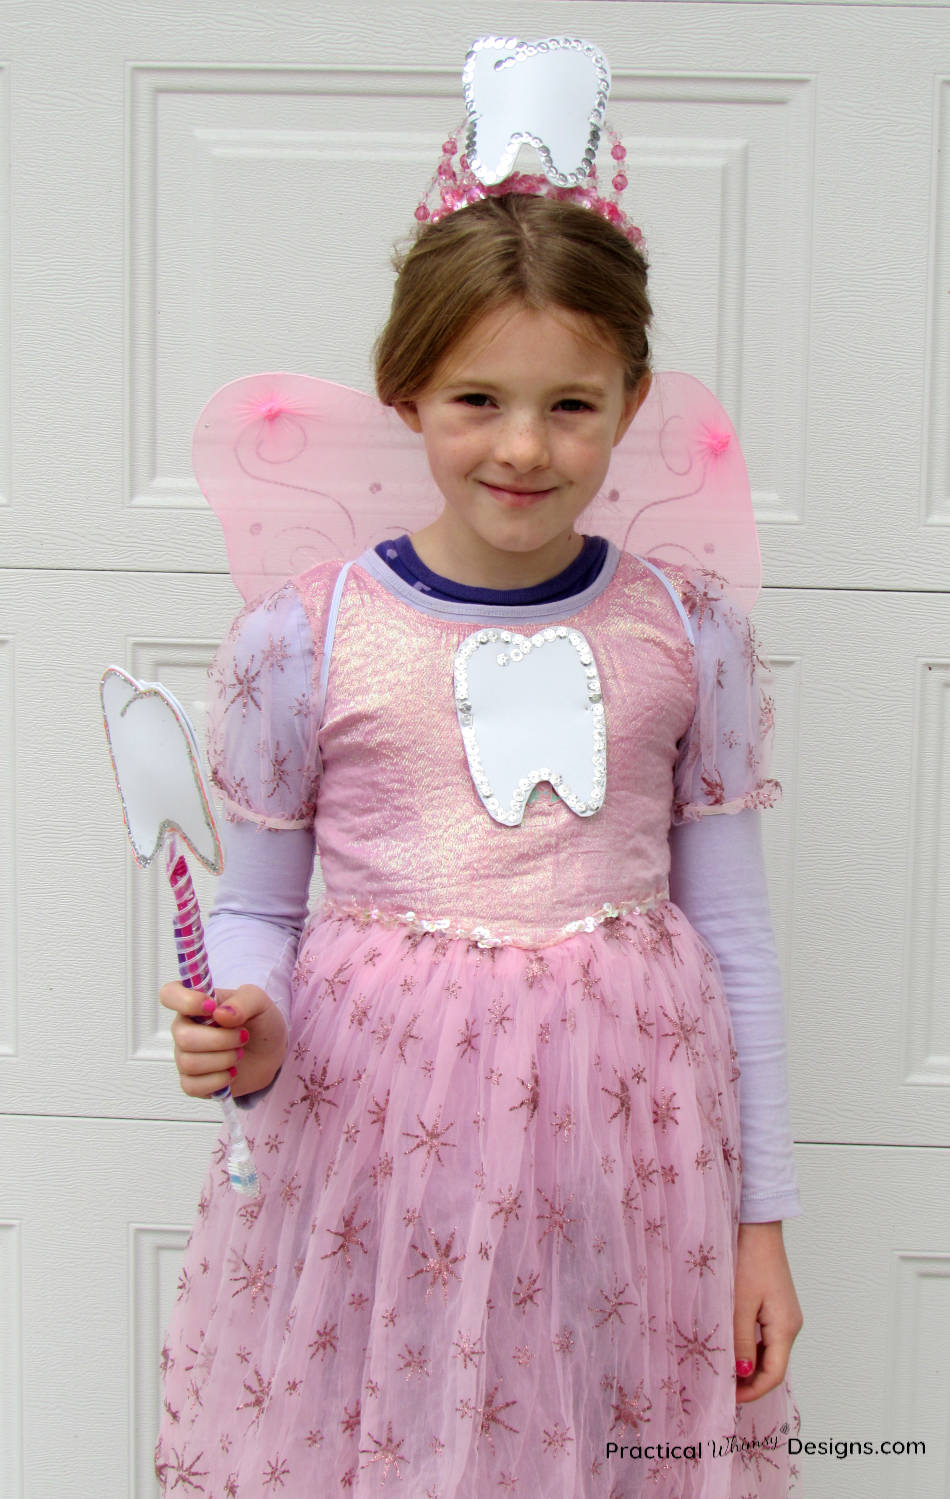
[156,90,803,1499]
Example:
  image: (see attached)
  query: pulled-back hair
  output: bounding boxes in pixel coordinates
[374,194,651,404]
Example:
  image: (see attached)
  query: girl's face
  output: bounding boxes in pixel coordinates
[396,301,650,587]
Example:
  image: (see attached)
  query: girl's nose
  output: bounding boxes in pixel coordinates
[494,414,549,471]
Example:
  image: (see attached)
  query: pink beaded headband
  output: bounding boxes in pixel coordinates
[414,36,645,251]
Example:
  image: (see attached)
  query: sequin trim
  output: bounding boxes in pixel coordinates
[454,625,606,825]
[320,890,669,950]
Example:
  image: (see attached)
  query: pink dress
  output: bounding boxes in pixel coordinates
[155,551,801,1498]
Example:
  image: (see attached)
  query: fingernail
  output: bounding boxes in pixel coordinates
[239,1029,249,1044]
[236,1048,245,1061]
[219,1004,238,1016]
[735,1359,755,1377]
[202,998,216,1015]
[228,1066,237,1078]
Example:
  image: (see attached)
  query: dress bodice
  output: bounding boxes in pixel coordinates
[297,552,696,946]
[206,545,779,950]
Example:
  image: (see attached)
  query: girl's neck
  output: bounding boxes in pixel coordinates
[408,525,585,591]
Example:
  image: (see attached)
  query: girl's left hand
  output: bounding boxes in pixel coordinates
[733,1220,803,1403]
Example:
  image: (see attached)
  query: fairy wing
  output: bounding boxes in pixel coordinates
[192,374,443,604]
[581,371,760,614]
[193,370,759,609]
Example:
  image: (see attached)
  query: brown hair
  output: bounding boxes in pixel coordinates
[373,194,651,404]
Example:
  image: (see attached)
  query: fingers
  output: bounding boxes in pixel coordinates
[172,1021,247,1098]
[734,1313,804,1403]
[159,980,217,1019]
[160,982,252,1099]
[733,1293,761,1394]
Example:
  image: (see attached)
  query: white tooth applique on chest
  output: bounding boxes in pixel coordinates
[453,625,607,826]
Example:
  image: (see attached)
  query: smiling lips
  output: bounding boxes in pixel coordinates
[481,481,556,508]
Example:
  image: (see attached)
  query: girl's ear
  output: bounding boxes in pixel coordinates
[613,372,652,446]
[394,400,423,434]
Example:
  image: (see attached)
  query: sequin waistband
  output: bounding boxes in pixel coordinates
[317,890,670,950]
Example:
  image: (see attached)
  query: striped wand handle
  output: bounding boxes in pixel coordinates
[165,839,260,1198]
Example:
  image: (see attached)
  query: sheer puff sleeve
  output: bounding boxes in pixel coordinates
[671,571,782,825]
[206,581,319,829]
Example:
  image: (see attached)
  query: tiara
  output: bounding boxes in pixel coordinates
[414,36,644,250]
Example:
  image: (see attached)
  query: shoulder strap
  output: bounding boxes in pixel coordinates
[633,554,695,647]
[316,560,355,728]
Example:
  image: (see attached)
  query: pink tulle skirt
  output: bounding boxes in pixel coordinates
[156,903,801,1497]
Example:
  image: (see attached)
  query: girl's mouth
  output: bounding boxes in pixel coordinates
[481,482,555,508]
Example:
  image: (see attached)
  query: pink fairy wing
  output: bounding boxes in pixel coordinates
[194,369,760,610]
[582,370,761,612]
[193,374,443,603]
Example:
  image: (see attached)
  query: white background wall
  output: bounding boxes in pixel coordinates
[2,1,950,1494]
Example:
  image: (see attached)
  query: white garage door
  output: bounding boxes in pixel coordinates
[1,1,949,1494]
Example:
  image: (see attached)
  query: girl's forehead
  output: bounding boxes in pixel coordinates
[435,301,624,382]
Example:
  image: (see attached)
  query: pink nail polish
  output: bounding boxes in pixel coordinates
[236,1048,245,1061]
[239,1029,250,1044]
[202,998,216,1015]
[228,1066,237,1078]
[220,1004,238,1016]
[735,1359,755,1378]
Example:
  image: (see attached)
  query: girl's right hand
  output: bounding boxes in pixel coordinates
[159,982,288,1099]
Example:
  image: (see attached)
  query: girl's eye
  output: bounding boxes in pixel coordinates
[457,393,495,408]
[555,398,594,413]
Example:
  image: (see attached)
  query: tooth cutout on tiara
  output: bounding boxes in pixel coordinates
[454,625,606,826]
[463,36,610,188]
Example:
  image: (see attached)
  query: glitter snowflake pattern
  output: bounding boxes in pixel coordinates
[340,1400,361,1436]
[321,1202,371,1270]
[589,1278,636,1329]
[397,1343,431,1381]
[512,1271,543,1315]
[408,1228,466,1299]
[368,1090,389,1129]
[155,1445,209,1492]
[509,1057,540,1125]
[286,1058,345,1127]
[541,1421,574,1458]
[317,960,353,1004]
[402,1109,457,1168]
[262,1452,291,1489]
[602,1068,632,1127]
[228,1250,275,1309]
[263,742,292,798]
[553,1326,575,1355]
[359,1421,407,1479]
[225,658,263,717]
[523,952,553,989]
[456,1019,480,1058]
[486,997,513,1033]
[308,1321,339,1361]
[489,1184,523,1227]
[536,1188,578,1247]
[452,1330,485,1369]
[633,1153,659,1188]
[476,1383,520,1453]
[685,1241,717,1277]
[279,1172,302,1209]
[652,1089,680,1132]
[236,1365,272,1427]
[610,1379,653,1432]
[659,996,705,1066]
[397,1013,422,1062]
[674,1318,725,1375]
